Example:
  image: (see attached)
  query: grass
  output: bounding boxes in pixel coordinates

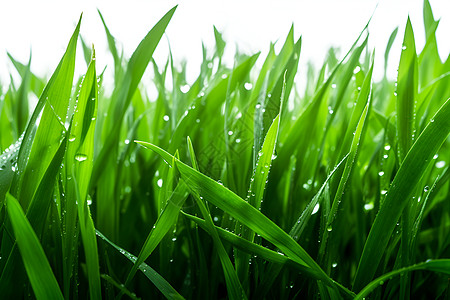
[1,1,450,299]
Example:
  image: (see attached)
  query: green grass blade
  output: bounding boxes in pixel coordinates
[10,15,81,208]
[135,141,338,289]
[355,259,450,299]
[69,49,101,300]
[92,5,177,188]
[187,137,247,300]
[96,230,185,300]
[384,27,398,75]
[319,59,373,264]
[353,97,450,291]
[6,193,63,300]
[7,52,45,96]
[396,17,418,162]
[125,175,189,285]
[97,9,122,82]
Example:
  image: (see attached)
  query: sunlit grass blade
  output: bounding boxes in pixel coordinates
[68,48,101,300]
[10,15,81,207]
[6,193,63,300]
[396,17,418,162]
[91,6,177,239]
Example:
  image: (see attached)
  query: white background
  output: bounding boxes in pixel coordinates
[0,0,449,89]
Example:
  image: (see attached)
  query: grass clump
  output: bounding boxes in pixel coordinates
[1,1,450,299]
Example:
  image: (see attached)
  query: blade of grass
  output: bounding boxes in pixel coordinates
[353,96,450,291]
[135,141,344,294]
[96,230,185,300]
[355,259,450,299]
[396,17,418,162]
[6,193,63,300]
[186,137,246,299]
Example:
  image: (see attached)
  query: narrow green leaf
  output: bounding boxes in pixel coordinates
[6,193,63,300]
[355,259,450,299]
[396,17,418,162]
[135,141,338,290]
[354,97,450,290]
[96,230,185,300]
[187,137,246,300]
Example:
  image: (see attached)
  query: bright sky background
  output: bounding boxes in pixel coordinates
[0,0,449,89]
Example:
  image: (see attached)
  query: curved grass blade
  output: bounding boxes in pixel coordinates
[182,210,357,300]
[187,137,246,300]
[135,141,339,291]
[92,5,177,185]
[96,230,185,300]
[319,59,373,264]
[10,15,81,208]
[355,259,450,299]
[353,97,450,291]
[255,153,350,299]
[6,193,63,300]
[125,166,189,286]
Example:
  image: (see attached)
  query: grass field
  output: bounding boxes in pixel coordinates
[1,1,450,299]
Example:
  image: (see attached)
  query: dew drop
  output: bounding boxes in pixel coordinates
[157,179,163,187]
[75,154,88,162]
[328,106,334,114]
[436,161,446,168]
[364,202,374,211]
[311,203,320,215]
[163,115,170,121]
[244,82,253,90]
[424,186,430,192]
[180,84,190,93]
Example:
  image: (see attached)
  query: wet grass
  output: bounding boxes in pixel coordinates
[1,1,450,299]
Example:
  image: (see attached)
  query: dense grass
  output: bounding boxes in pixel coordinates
[1,1,450,299]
